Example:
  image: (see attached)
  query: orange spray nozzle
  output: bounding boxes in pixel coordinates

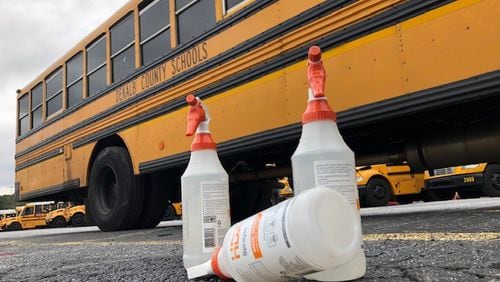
[186,94,206,136]
[307,46,326,98]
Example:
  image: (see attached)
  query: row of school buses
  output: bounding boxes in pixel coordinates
[0,201,85,231]
[357,162,500,207]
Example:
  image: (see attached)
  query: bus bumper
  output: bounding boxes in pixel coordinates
[424,173,484,190]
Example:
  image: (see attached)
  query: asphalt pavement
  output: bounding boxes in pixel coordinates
[0,199,499,281]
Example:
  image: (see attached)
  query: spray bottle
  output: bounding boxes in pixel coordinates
[291,46,366,281]
[186,187,362,282]
[181,95,231,269]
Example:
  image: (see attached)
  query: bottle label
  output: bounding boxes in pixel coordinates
[223,198,321,281]
[313,160,357,207]
[201,181,231,253]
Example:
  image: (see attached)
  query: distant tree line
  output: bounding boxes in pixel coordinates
[0,195,16,209]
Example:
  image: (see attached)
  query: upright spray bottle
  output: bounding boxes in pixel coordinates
[291,46,366,281]
[181,95,231,269]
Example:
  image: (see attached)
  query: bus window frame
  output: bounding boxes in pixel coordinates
[66,52,84,109]
[17,93,29,136]
[30,83,44,130]
[139,0,172,66]
[22,206,34,217]
[45,67,64,120]
[175,0,216,45]
[86,35,108,97]
[110,12,136,83]
[222,0,254,18]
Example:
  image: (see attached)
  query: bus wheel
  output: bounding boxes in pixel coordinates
[8,222,22,231]
[424,189,455,202]
[88,146,144,231]
[365,178,392,207]
[71,213,86,227]
[134,173,169,229]
[163,204,176,221]
[53,216,67,228]
[481,164,500,197]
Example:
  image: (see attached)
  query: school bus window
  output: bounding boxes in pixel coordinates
[23,207,34,216]
[223,0,247,14]
[31,83,43,129]
[140,0,172,66]
[46,68,63,117]
[111,13,135,82]
[18,94,29,136]
[87,35,107,97]
[66,52,83,108]
[176,0,216,45]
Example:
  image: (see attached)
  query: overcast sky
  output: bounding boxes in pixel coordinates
[0,0,127,195]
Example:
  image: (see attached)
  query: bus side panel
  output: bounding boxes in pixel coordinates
[16,156,64,198]
[402,0,500,94]
[121,74,292,172]
[67,143,95,187]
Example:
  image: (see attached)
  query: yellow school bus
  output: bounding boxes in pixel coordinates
[356,164,424,207]
[46,203,86,227]
[15,0,500,231]
[2,201,54,231]
[424,163,500,200]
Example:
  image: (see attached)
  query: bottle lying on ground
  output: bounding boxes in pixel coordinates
[186,187,362,282]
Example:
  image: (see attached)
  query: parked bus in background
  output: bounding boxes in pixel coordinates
[15,0,500,231]
[357,164,424,207]
[2,201,54,231]
[0,210,17,230]
[46,203,86,227]
[424,163,500,200]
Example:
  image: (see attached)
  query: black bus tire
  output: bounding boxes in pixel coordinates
[8,222,22,231]
[135,173,169,229]
[71,213,86,227]
[53,216,67,228]
[88,146,144,232]
[163,204,176,221]
[481,164,500,197]
[365,178,392,207]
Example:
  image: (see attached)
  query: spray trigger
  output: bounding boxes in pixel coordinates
[307,46,326,98]
[186,95,206,136]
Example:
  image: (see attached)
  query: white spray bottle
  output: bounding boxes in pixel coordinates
[291,46,366,281]
[181,95,231,269]
[186,187,362,282]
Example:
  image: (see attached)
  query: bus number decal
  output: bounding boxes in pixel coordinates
[463,176,475,183]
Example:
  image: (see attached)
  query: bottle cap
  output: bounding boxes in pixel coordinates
[307,45,326,98]
[186,95,206,136]
[308,46,322,62]
[185,95,217,151]
[302,90,337,124]
[211,247,230,280]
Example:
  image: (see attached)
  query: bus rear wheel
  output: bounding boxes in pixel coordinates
[481,164,500,197]
[8,222,22,231]
[71,213,86,227]
[88,146,144,232]
[365,178,392,207]
[163,204,176,221]
[52,216,67,228]
[134,173,170,229]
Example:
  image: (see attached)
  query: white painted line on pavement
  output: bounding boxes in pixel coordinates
[361,197,500,217]
[0,220,182,240]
